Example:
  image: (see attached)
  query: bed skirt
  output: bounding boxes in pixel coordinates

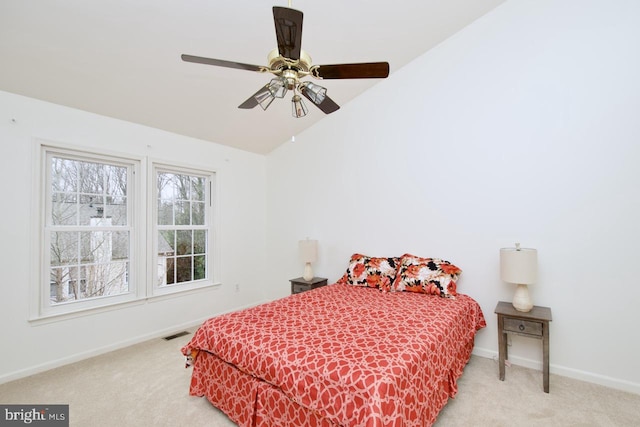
[188,336,477,427]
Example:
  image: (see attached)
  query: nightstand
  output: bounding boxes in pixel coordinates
[495,301,552,393]
[290,277,328,294]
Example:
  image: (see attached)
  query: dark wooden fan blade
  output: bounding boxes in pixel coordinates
[238,86,268,109]
[273,6,303,60]
[300,90,340,114]
[314,62,390,79]
[181,54,264,72]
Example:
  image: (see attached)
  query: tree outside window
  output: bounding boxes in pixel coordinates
[48,155,131,305]
[37,143,217,319]
[156,170,208,287]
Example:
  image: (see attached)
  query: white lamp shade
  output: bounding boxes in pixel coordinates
[500,247,537,285]
[298,239,318,263]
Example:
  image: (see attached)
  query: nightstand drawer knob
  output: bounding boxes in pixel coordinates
[519,324,525,331]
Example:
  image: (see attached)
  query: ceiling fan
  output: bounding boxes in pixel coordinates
[181,2,390,118]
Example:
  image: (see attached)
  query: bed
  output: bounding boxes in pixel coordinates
[182,253,486,426]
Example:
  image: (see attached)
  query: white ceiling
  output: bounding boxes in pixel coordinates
[0,0,505,154]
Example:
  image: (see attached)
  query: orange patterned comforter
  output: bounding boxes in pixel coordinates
[182,283,485,426]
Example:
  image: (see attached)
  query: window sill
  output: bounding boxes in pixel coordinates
[29,282,222,326]
[147,281,222,304]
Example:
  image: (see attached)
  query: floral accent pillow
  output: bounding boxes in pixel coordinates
[390,254,462,298]
[337,253,400,290]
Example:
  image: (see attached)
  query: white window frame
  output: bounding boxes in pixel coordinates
[32,142,144,321]
[149,162,218,297]
[30,141,220,323]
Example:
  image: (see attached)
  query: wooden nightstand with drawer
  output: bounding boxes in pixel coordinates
[290,277,328,295]
[495,301,552,392]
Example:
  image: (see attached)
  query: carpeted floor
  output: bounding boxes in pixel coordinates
[1,331,638,426]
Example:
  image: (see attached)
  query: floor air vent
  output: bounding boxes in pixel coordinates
[163,331,190,341]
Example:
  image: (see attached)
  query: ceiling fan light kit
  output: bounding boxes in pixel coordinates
[300,82,327,105]
[291,94,309,118]
[255,87,276,110]
[268,78,288,98]
[181,3,390,118]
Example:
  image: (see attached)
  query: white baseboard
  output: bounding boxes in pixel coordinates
[0,299,272,386]
[0,317,209,385]
[472,346,640,395]
[4,318,638,397]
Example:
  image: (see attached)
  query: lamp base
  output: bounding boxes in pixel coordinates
[302,263,314,281]
[512,284,533,312]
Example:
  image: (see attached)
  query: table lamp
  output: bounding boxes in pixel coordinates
[500,243,537,312]
[298,238,318,281]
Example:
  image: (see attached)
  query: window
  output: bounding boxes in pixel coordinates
[42,149,137,316]
[154,166,214,294]
[34,143,217,320]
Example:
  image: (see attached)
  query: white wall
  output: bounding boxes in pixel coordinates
[266,0,640,393]
[2,0,638,396]
[0,91,268,382]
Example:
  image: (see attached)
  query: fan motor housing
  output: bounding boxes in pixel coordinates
[267,48,312,73]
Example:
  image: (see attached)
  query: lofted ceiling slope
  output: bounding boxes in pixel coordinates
[0,0,505,154]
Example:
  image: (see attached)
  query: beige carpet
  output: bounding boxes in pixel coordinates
[1,331,638,426]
